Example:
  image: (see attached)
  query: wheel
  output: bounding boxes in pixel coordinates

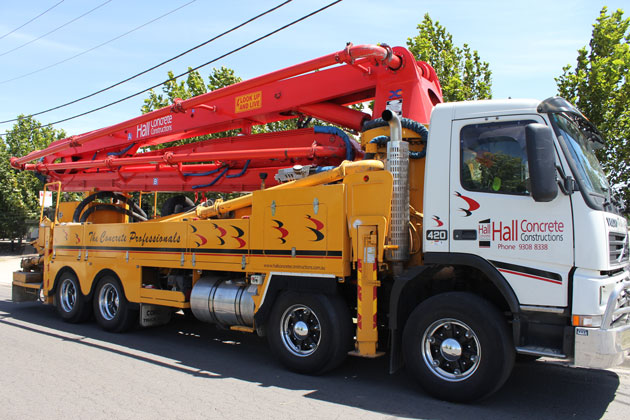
[93,276,138,332]
[267,291,352,374]
[402,292,515,402]
[55,272,91,322]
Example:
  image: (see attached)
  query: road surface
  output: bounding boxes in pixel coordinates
[1,255,629,419]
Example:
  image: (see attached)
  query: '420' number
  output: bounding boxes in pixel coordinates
[426,230,448,241]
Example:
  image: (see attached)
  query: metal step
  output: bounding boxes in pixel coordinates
[516,346,567,358]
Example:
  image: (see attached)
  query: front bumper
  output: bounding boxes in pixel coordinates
[574,280,630,369]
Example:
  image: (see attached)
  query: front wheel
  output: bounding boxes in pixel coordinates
[267,291,352,374]
[402,292,514,402]
[93,276,138,332]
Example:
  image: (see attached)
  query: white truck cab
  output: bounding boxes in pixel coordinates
[423,96,630,368]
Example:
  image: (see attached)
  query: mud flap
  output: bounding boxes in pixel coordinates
[139,304,172,327]
[12,271,43,303]
[12,284,40,302]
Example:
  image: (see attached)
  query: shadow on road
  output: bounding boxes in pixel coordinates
[0,297,620,419]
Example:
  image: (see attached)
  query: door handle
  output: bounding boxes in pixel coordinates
[453,229,477,240]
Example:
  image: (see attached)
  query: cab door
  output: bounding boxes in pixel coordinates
[449,115,573,307]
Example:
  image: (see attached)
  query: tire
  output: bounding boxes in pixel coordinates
[402,292,515,402]
[55,272,91,323]
[267,291,352,374]
[93,276,138,332]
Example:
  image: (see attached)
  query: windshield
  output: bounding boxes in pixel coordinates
[550,113,610,198]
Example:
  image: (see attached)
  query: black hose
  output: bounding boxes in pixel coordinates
[362,117,429,142]
[79,204,147,223]
[161,195,195,216]
[361,117,429,159]
[72,191,147,222]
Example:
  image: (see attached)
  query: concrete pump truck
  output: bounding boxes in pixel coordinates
[11,43,630,402]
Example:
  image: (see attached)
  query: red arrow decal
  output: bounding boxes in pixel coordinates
[454,191,480,216]
[232,226,246,249]
[272,220,289,244]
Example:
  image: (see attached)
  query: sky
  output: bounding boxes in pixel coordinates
[0,0,627,137]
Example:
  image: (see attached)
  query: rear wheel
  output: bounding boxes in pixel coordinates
[93,276,138,332]
[267,291,352,374]
[402,292,514,402]
[55,272,91,322]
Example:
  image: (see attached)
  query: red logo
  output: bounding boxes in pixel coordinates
[212,223,227,245]
[231,226,246,248]
[272,220,289,244]
[306,215,324,242]
[455,191,480,217]
[191,225,207,247]
[432,215,444,227]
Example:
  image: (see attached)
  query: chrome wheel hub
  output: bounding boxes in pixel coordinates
[98,283,119,321]
[293,320,309,338]
[440,338,462,361]
[60,278,77,313]
[280,304,321,357]
[421,318,481,382]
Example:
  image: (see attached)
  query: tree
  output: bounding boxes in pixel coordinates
[0,116,65,243]
[556,7,630,211]
[142,66,303,134]
[142,67,242,114]
[407,13,492,101]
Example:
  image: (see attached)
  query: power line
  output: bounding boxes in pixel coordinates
[2,0,343,139]
[0,0,112,58]
[42,0,343,129]
[0,0,197,85]
[0,0,293,126]
[0,0,65,41]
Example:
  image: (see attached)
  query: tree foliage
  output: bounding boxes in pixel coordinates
[141,67,242,114]
[142,66,303,134]
[556,7,630,211]
[0,116,65,239]
[407,13,492,101]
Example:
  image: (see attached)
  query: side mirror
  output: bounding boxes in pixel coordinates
[525,123,558,202]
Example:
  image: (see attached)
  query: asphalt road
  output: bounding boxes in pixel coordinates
[1,255,629,419]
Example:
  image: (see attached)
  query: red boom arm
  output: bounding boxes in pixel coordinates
[11,43,442,192]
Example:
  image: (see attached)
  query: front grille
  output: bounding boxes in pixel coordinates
[609,232,629,264]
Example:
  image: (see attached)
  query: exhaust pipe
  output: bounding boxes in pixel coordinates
[382,110,409,274]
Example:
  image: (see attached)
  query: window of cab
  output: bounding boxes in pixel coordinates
[460,120,535,195]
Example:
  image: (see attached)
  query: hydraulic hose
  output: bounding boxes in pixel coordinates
[72,191,147,222]
[79,204,147,223]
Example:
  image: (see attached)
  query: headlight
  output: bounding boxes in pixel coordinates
[572,315,603,328]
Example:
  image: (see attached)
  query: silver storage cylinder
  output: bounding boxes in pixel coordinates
[190,276,257,327]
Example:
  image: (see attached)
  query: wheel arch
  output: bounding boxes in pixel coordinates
[89,268,124,300]
[51,266,80,297]
[253,273,341,329]
[391,253,519,331]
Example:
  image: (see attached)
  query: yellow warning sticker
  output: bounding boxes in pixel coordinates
[235,91,262,113]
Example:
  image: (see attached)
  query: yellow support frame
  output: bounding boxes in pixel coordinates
[351,225,384,357]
